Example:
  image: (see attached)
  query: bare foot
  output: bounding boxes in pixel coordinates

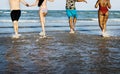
[12,34,21,39]
[102,32,110,37]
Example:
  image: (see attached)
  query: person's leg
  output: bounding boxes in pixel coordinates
[12,20,21,38]
[69,17,74,33]
[13,21,18,35]
[73,9,77,31]
[39,10,46,36]
[73,17,77,31]
[102,12,109,37]
[98,11,104,33]
[66,9,75,33]
[103,12,109,33]
[11,10,21,38]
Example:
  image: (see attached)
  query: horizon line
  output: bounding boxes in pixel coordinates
[0,9,120,11]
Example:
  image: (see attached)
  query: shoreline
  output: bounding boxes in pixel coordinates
[0,21,120,37]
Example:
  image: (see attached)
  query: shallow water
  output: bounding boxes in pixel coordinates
[0,20,120,37]
[0,32,120,73]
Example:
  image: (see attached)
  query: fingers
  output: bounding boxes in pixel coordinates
[26,4,29,7]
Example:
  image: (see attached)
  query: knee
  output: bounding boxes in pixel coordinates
[13,21,18,23]
[69,17,73,20]
[40,20,45,23]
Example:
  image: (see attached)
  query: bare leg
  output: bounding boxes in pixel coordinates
[69,17,74,33]
[98,11,104,33]
[102,12,109,37]
[39,10,47,37]
[40,12,45,32]
[13,21,19,35]
[12,20,21,38]
[98,11,109,37]
[103,12,109,33]
[73,17,77,31]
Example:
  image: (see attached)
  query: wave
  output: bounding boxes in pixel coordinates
[2,11,28,14]
[0,11,3,13]
[109,19,120,22]
[110,12,120,15]
[0,18,120,23]
[77,18,98,21]
[3,12,10,14]
[0,20,67,23]
[0,20,39,23]
[78,18,120,22]
[21,11,28,14]
[21,17,39,19]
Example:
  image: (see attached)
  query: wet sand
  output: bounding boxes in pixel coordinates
[0,32,120,74]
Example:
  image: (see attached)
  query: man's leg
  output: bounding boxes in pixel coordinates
[12,20,21,38]
[13,21,18,35]
[69,17,74,33]
[11,10,21,38]
[73,9,77,31]
[73,17,77,31]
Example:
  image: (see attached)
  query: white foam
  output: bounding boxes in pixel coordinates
[91,18,98,21]
[0,11,3,13]
[110,19,120,22]
[21,11,27,14]
[0,18,120,23]
[19,20,39,23]
[0,20,11,22]
[4,12,10,14]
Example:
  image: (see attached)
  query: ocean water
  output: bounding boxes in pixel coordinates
[0,10,120,22]
[0,10,120,36]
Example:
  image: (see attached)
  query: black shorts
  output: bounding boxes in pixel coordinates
[10,10,21,21]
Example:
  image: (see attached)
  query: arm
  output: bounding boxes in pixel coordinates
[108,0,111,9]
[95,0,99,8]
[20,0,29,7]
[77,0,87,3]
[48,0,54,2]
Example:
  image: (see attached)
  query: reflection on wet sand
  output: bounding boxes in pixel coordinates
[94,39,111,74]
[0,32,119,73]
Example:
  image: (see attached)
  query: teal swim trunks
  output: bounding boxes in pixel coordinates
[66,9,77,18]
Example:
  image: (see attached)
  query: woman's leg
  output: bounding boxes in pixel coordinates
[103,12,109,33]
[39,10,46,36]
[98,11,104,33]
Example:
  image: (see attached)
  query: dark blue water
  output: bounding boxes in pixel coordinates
[0,10,120,22]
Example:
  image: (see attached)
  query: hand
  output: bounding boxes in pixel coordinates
[48,0,54,2]
[77,0,87,3]
[26,4,29,7]
[84,0,87,3]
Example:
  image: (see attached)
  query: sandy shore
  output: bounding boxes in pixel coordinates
[0,31,120,74]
